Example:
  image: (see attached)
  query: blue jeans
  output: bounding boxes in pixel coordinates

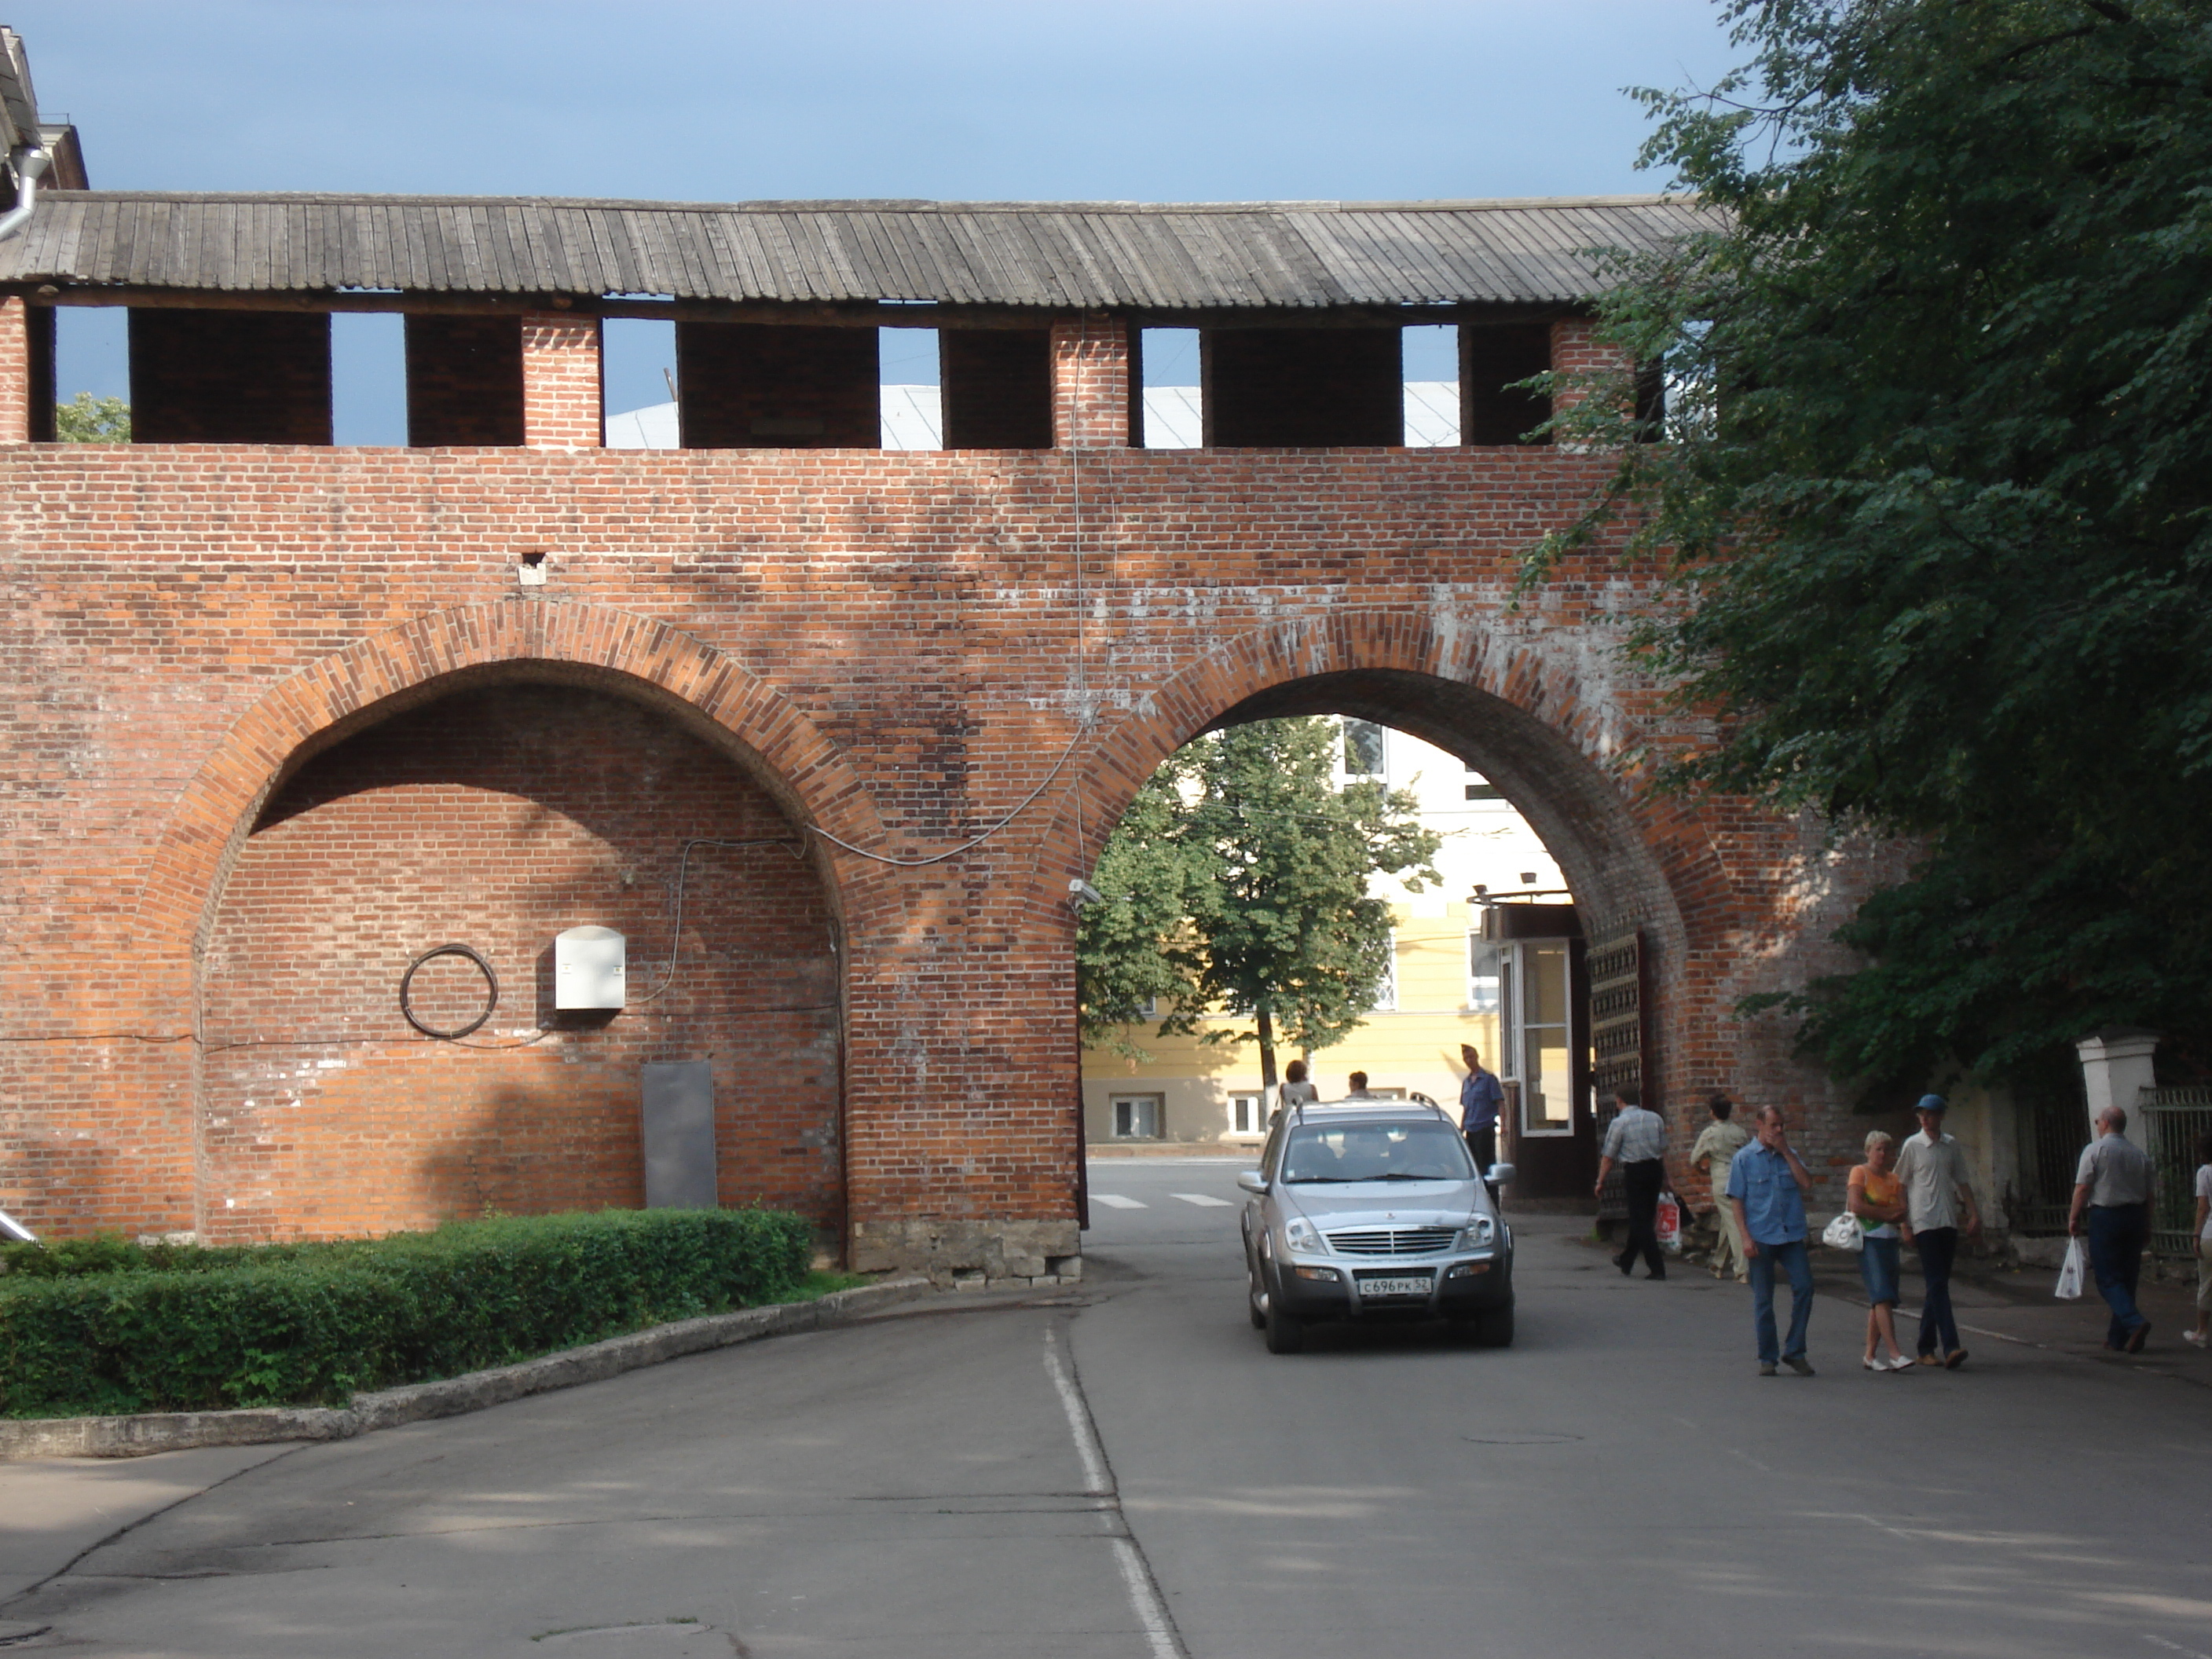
[1749,1236,1814,1364]
[2086,1203,2151,1347]
[1912,1226,1961,1357]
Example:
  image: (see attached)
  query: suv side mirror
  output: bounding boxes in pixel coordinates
[1236,1170,1267,1195]
[1485,1162,1516,1188]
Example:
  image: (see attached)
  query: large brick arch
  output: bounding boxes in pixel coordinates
[1066,608,1719,945]
[131,599,881,1012]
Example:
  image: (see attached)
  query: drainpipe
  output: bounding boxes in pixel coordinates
[0,145,49,243]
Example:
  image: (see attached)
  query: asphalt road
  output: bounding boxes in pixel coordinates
[5,1161,2210,1657]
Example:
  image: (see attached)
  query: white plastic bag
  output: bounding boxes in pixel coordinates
[1656,1191,1683,1253]
[2054,1236,2086,1300]
[1821,1210,1863,1252]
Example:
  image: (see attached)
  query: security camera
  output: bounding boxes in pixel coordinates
[1068,878,1105,908]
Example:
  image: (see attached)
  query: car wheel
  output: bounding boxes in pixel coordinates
[1264,1295,1306,1354]
[1247,1267,1268,1329]
[1472,1303,1514,1348]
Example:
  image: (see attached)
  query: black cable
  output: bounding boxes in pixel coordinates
[398,942,500,1040]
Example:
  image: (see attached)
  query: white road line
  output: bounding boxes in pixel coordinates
[1170,1192,1232,1207]
[1112,1537,1182,1659]
[1042,1328,1110,1495]
[1091,1193,1146,1209]
[1043,1328,1182,1659]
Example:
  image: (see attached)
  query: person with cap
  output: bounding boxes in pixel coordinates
[2067,1105,2157,1353]
[1459,1044,1505,1179]
[1894,1093,1981,1368]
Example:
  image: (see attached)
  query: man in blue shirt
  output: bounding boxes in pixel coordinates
[1727,1105,1818,1376]
[1459,1044,1504,1177]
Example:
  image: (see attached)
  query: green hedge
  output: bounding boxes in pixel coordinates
[0,1208,814,1419]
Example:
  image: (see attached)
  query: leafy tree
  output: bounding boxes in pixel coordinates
[56,392,131,442]
[1533,0,2212,1096]
[1077,718,1441,1091]
[1074,760,1209,1058]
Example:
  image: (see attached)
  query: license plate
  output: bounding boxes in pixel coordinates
[1357,1275,1432,1298]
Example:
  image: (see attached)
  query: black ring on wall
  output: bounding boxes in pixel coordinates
[399,943,500,1040]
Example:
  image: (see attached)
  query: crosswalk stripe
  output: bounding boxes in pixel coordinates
[1091,1193,1146,1209]
[1170,1192,1232,1207]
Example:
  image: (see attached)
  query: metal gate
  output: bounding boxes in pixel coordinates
[1586,932,1643,1224]
[2137,1086,2212,1258]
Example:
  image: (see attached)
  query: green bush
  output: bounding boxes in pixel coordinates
[0,1209,813,1419]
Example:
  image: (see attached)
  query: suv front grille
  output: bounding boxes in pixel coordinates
[1327,1226,1457,1256]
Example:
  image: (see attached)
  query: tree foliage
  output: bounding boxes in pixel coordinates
[1534,0,2212,1096]
[55,392,130,442]
[1076,719,1441,1086]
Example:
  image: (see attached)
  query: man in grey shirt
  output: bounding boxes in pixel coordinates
[1895,1095,1981,1368]
[2069,1106,2157,1353]
[1595,1085,1668,1280]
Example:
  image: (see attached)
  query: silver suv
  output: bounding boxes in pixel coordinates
[1237,1100,1515,1353]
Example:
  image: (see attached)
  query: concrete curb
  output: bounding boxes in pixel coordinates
[0,1275,932,1462]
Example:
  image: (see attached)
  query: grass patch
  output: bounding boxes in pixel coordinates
[0,1208,828,1419]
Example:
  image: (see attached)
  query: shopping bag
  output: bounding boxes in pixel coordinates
[1821,1210,1863,1252]
[1656,1191,1683,1253]
[2054,1236,2086,1300]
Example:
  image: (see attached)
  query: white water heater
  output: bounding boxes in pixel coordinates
[555,925,627,1010]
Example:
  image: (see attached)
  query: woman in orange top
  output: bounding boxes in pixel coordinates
[1850,1130,1914,1372]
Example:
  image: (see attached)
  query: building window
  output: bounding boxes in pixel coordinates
[1111,1095,1163,1139]
[1342,719,1386,778]
[1464,780,1503,802]
[1514,941,1573,1136]
[1370,929,1399,1011]
[1230,1093,1266,1135]
[1467,935,1501,1013]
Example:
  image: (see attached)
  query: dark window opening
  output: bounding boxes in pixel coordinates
[676,323,880,449]
[1202,327,1401,447]
[1459,322,1551,446]
[129,309,332,445]
[939,328,1049,449]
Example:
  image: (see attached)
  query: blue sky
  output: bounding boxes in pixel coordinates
[17,0,1740,437]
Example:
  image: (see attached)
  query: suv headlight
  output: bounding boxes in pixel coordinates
[1452,1216,1496,1251]
[1283,1217,1321,1253]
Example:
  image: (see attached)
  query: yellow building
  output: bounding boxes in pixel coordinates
[1082,721,1563,1148]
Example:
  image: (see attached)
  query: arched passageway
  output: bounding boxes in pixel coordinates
[196,680,843,1243]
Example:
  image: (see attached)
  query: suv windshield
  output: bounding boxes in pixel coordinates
[1280,1120,1474,1184]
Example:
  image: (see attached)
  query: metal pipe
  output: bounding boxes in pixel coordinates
[0,145,49,243]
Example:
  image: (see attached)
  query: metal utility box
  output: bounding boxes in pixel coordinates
[555,925,626,1010]
[641,1060,718,1210]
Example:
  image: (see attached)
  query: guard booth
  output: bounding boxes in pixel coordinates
[1474,899,1595,1201]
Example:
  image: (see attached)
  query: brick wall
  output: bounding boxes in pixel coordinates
[0,315,1888,1270]
[197,683,839,1243]
[1203,328,1403,447]
[676,323,879,449]
[407,316,526,447]
[941,329,1052,449]
[0,296,27,445]
[130,309,334,445]
[520,313,602,449]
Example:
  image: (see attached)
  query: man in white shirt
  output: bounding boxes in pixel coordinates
[2068,1106,2157,1353]
[1895,1094,1981,1368]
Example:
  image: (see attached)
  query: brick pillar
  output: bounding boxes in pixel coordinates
[1547,315,1623,416]
[1050,314,1130,449]
[0,296,30,443]
[521,313,602,449]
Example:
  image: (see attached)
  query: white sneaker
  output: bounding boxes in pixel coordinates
[2185,1330,2208,1349]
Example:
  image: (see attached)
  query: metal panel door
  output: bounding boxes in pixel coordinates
[641,1060,718,1210]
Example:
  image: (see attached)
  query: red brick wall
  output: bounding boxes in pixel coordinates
[407,316,526,448]
[196,683,840,1243]
[520,313,602,449]
[676,323,879,449]
[1202,327,1403,447]
[941,329,1052,450]
[0,297,28,445]
[0,317,1888,1266]
[129,310,333,445]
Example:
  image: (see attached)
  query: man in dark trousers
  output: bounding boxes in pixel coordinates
[2069,1105,2158,1353]
[1459,1043,1504,1177]
[1595,1085,1668,1279]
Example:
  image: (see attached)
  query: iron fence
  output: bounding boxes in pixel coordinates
[2139,1086,2212,1259]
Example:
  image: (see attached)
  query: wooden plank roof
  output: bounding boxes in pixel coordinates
[0,192,1713,309]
